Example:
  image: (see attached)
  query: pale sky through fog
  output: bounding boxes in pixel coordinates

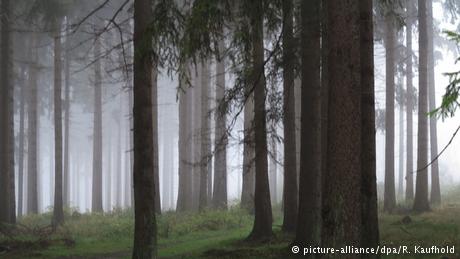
[375,2,460,189]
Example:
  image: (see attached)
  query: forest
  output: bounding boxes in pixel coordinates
[1,0,460,258]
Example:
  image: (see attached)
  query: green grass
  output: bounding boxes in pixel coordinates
[3,197,460,258]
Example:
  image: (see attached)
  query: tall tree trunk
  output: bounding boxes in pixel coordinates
[427,0,440,205]
[247,0,272,240]
[413,0,430,212]
[398,76,404,198]
[176,80,189,212]
[0,0,15,224]
[152,62,161,214]
[92,35,103,213]
[52,19,64,227]
[281,0,297,233]
[117,100,123,208]
[212,37,228,209]
[384,12,396,212]
[132,0,157,257]
[405,0,415,201]
[241,88,255,213]
[295,0,321,245]
[18,67,26,217]
[360,0,380,252]
[199,61,211,211]
[106,132,112,211]
[192,67,201,211]
[321,0,362,248]
[63,22,71,208]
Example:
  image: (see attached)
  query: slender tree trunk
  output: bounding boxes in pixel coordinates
[176,81,188,212]
[132,0,157,257]
[212,37,228,209]
[398,76,404,198]
[269,135,277,204]
[295,0,321,245]
[360,0,380,252]
[384,12,396,212]
[247,0,272,240]
[152,62,161,214]
[18,67,26,217]
[413,0,430,212]
[427,0,440,205]
[281,0,297,233]
[199,61,211,211]
[406,0,415,201]
[321,0,362,249]
[106,132,112,211]
[92,35,103,213]
[117,101,123,208]
[63,23,71,208]
[52,19,64,227]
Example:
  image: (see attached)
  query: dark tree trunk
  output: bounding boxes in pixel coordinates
[0,0,15,224]
[281,0,297,233]
[212,37,228,209]
[427,0,440,205]
[52,19,64,227]
[91,35,103,213]
[247,0,272,241]
[295,0,321,245]
[132,0,157,257]
[360,0,380,252]
[321,0,362,248]
[413,0,430,212]
[405,0,415,201]
[383,12,396,212]
[241,87,255,213]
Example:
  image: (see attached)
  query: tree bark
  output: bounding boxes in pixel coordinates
[152,61,161,214]
[321,0,362,249]
[199,61,211,211]
[132,0,157,257]
[413,0,430,212]
[384,12,396,212]
[295,0,321,245]
[91,35,103,213]
[281,0,297,233]
[63,22,71,208]
[18,66,26,217]
[360,0,380,253]
[52,19,64,227]
[405,0,415,201]
[427,0,440,205]
[247,0,272,240]
[0,0,15,224]
[212,37,228,209]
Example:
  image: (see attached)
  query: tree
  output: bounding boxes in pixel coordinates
[132,0,157,257]
[17,61,26,217]
[413,0,430,212]
[321,0,362,247]
[152,60,161,214]
[212,36,228,209]
[63,18,72,208]
[247,0,272,240]
[91,34,103,213]
[281,0,297,233]
[295,0,321,245]
[52,17,64,227]
[199,60,211,211]
[27,33,39,215]
[427,0,440,205]
[360,0,380,251]
[0,0,15,224]
[405,0,415,201]
[384,7,397,212]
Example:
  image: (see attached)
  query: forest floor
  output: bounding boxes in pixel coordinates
[3,187,460,259]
